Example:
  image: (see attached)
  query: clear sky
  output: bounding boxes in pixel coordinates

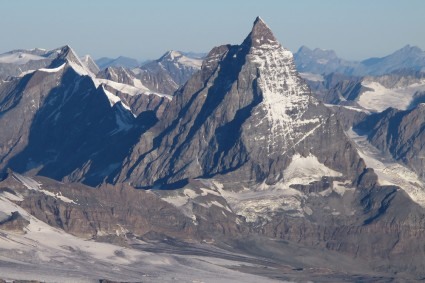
[1,0,424,61]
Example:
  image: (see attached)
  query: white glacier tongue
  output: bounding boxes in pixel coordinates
[247,21,322,156]
[347,128,425,207]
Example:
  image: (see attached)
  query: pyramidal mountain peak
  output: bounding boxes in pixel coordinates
[244,16,279,49]
[3,16,425,281]
[47,45,93,76]
[120,17,363,188]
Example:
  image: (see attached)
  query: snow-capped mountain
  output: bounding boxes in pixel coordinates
[119,17,363,190]
[80,54,100,74]
[2,17,425,282]
[355,103,425,181]
[320,70,425,112]
[133,50,203,94]
[112,18,425,280]
[0,48,58,79]
[0,45,161,186]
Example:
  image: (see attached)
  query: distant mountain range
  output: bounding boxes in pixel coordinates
[2,17,425,282]
[95,56,141,69]
[294,44,425,76]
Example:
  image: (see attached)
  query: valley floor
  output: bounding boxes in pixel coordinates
[0,225,394,282]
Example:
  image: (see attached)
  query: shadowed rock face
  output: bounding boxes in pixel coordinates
[0,48,159,186]
[118,17,365,188]
[135,50,203,95]
[97,66,171,118]
[97,66,135,85]
[355,104,425,180]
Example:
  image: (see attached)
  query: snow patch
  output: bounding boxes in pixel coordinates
[299,72,324,82]
[250,42,322,156]
[200,187,222,197]
[324,104,371,114]
[284,154,342,186]
[39,63,66,73]
[12,173,41,190]
[358,80,425,112]
[177,55,203,69]
[11,173,76,204]
[0,52,45,64]
[99,79,172,100]
[68,59,90,76]
[198,155,342,223]
[38,189,76,204]
[347,128,425,206]
[102,85,121,107]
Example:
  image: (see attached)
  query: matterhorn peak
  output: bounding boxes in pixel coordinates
[243,16,279,48]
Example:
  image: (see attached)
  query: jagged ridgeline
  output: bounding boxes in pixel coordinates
[118,17,364,188]
[1,17,425,281]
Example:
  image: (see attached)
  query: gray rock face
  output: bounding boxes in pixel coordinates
[0,47,158,186]
[0,171,247,242]
[321,77,367,104]
[0,211,29,232]
[313,70,425,125]
[80,54,100,74]
[97,66,135,85]
[119,17,365,189]
[355,104,425,180]
[96,66,171,117]
[134,50,203,95]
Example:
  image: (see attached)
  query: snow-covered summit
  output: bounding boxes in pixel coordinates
[80,54,100,74]
[159,50,203,69]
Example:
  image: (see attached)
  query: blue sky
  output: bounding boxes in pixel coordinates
[1,0,424,61]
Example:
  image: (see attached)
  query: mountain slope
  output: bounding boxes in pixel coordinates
[133,50,203,95]
[294,46,358,76]
[0,46,158,186]
[357,45,425,75]
[295,45,425,76]
[80,54,100,74]
[355,103,425,181]
[119,17,364,192]
[0,48,60,79]
[321,70,425,112]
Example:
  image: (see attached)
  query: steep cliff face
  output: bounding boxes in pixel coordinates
[0,46,158,186]
[135,50,203,95]
[119,17,364,188]
[355,103,425,181]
